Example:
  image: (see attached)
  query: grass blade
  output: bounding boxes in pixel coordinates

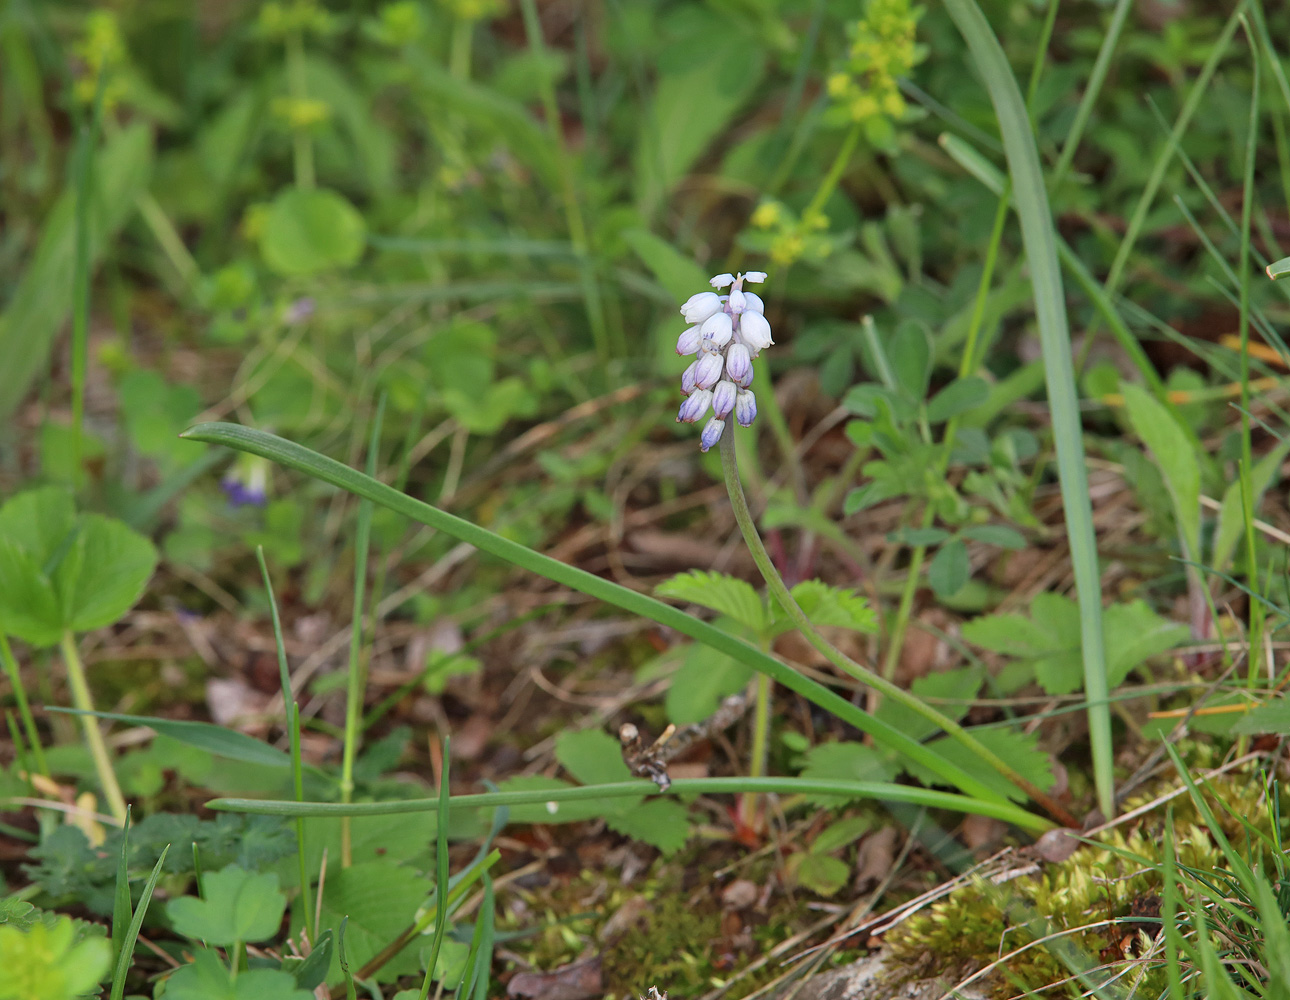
[109,844,169,1000]
[179,421,1033,815]
[939,0,1112,817]
[418,734,453,1000]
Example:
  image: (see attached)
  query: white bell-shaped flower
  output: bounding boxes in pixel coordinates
[680,292,722,324]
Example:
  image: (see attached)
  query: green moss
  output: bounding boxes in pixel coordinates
[884,765,1283,998]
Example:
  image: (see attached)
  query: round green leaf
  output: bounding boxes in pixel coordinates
[0,540,62,647]
[55,515,158,633]
[259,187,366,277]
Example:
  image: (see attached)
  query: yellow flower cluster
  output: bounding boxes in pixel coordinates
[750,201,831,267]
[271,96,332,130]
[258,0,336,40]
[72,12,128,107]
[830,0,924,125]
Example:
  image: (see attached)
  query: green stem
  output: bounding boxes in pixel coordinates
[517,0,612,364]
[740,671,772,831]
[719,432,1076,827]
[1,633,48,776]
[59,631,126,823]
[449,18,473,80]
[287,30,315,189]
[803,122,862,225]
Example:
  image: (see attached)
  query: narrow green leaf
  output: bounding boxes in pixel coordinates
[925,376,990,423]
[111,845,169,1000]
[49,709,289,768]
[928,539,969,598]
[1212,439,1290,573]
[622,229,710,301]
[1268,256,1290,281]
[1121,383,1201,561]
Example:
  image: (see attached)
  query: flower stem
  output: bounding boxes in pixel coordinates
[59,631,127,824]
[287,29,315,189]
[740,671,772,832]
[803,122,862,225]
[1,633,48,777]
[719,431,1076,828]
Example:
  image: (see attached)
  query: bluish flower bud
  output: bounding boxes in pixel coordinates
[681,361,699,395]
[700,311,734,348]
[699,417,726,452]
[711,379,737,418]
[739,311,773,354]
[680,291,722,324]
[725,343,752,385]
[735,388,757,427]
[676,326,702,355]
[695,351,724,390]
[709,273,735,289]
[221,456,269,507]
[677,389,713,423]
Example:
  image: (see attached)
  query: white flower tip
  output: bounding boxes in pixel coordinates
[742,271,767,283]
[709,273,735,289]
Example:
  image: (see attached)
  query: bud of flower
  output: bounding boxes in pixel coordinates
[700,311,734,348]
[676,326,702,355]
[739,312,773,354]
[681,361,699,395]
[725,343,752,385]
[694,351,724,390]
[711,380,737,419]
[735,389,757,427]
[700,417,726,452]
[680,292,722,324]
[677,389,713,423]
[742,271,768,283]
[728,288,746,315]
[742,291,765,315]
[709,273,735,289]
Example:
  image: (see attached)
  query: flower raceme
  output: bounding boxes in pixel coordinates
[676,272,770,451]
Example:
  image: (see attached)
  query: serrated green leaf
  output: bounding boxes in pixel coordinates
[1103,601,1188,687]
[925,376,989,423]
[665,641,752,726]
[555,729,633,788]
[874,666,983,744]
[928,539,969,598]
[0,915,111,1000]
[163,948,313,1000]
[606,798,692,856]
[779,580,877,635]
[800,742,899,808]
[167,865,286,946]
[0,487,77,566]
[911,727,1053,802]
[657,570,767,634]
[305,860,432,985]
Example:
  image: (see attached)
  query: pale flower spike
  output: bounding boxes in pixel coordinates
[676,270,771,451]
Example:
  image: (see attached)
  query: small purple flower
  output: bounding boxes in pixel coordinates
[735,389,757,427]
[694,350,724,390]
[711,380,737,419]
[699,417,726,452]
[677,389,713,423]
[221,457,269,507]
[677,326,702,355]
[725,343,752,385]
[680,291,722,324]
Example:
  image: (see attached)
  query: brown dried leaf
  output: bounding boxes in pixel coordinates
[508,955,603,1000]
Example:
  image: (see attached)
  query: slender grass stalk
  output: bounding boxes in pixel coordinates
[449,18,473,80]
[287,28,314,189]
[70,70,105,480]
[739,669,772,832]
[207,775,1051,831]
[340,396,385,867]
[516,0,613,365]
[1238,18,1263,687]
[803,123,861,226]
[418,735,452,1000]
[58,630,126,823]
[940,0,1112,819]
[181,421,1046,817]
[257,548,312,940]
[0,632,48,776]
[720,432,1076,826]
[109,846,169,1000]
[1050,0,1133,187]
